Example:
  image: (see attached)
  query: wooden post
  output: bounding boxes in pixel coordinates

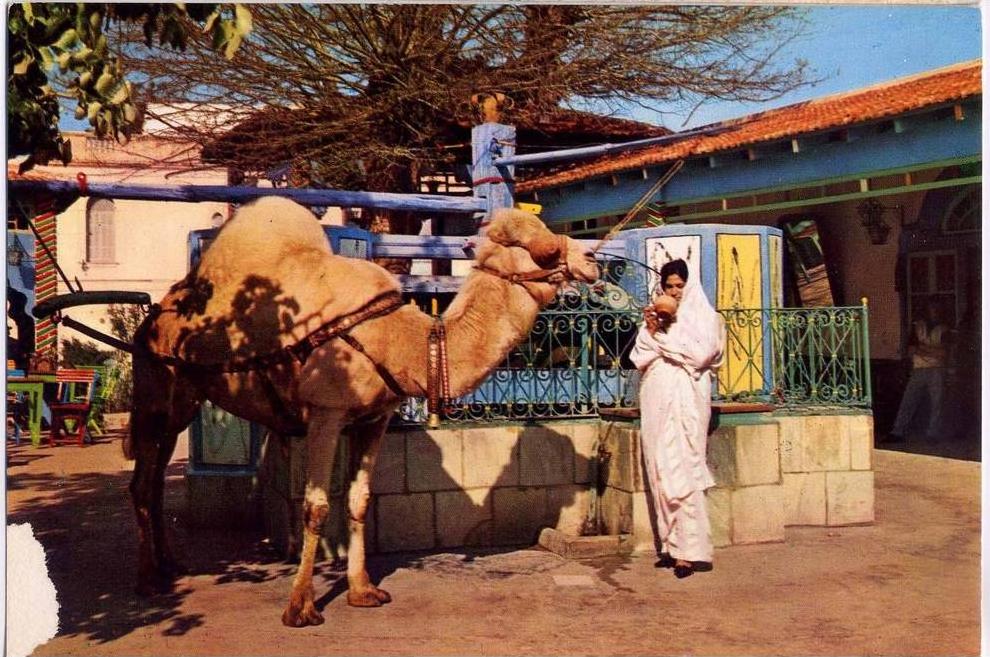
[470,93,515,234]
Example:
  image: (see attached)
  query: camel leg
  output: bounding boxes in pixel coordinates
[345,414,392,607]
[130,406,168,596]
[150,386,201,578]
[129,356,200,596]
[132,408,198,594]
[282,407,342,628]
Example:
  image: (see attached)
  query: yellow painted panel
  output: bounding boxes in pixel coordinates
[716,234,764,395]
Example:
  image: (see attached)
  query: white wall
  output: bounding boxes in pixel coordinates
[18,133,350,354]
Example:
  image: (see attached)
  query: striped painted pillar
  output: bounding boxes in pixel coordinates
[32,198,58,359]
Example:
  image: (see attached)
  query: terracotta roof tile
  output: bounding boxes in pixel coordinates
[518,59,981,194]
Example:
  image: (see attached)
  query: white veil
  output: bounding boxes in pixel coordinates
[630,279,725,378]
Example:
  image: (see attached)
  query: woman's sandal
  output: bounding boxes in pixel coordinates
[674,559,694,579]
[655,553,676,569]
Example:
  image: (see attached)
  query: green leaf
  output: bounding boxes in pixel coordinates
[211,19,233,51]
[69,45,93,65]
[202,8,220,34]
[13,54,34,76]
[87,100,102,122]
[224,30,243,60]
[22,1,34,24]
[74,104,86,120]
[94,70,114,95]
[53,27,78,49]
[123,102,137,123]
[108,80,130,104]
[234,4,253,36]
[39,46,54,69]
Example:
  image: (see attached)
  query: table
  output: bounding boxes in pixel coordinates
[7,374,56,446]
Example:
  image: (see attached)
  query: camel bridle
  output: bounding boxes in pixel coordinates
[473,233,572,287]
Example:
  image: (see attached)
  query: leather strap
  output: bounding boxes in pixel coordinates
[337,333,407,398]
[148,291,406,376]
[427,317,451,417]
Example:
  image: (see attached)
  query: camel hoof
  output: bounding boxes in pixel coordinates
[135,581,156,598]
[282,604,324,628]
[347,586,391,607]
[135,574,174,598]
[159,557,188,578]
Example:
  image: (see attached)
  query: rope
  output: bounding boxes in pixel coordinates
[591,159,685,253]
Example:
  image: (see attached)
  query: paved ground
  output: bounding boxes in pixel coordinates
[6,429,981,656]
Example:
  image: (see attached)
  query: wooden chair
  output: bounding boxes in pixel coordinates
[49,368,99,447]
[7,365,28,446]
[7,391,25,446]
[86,363,120,437]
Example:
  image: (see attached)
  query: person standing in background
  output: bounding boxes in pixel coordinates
[885,299,950,443]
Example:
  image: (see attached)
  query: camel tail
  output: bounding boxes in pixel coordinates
[122,420,135,460]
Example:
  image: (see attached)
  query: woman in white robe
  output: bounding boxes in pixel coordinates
[629,259,725,578]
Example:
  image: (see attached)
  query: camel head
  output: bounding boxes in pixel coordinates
[478,208,600,302]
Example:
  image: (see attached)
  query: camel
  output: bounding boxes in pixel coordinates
[126,196,599,627]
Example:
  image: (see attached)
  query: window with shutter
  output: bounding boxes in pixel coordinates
[86,199,115,263]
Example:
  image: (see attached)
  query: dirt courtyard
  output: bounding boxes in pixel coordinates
[6,430,981,656]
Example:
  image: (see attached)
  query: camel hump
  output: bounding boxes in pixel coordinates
[145,197,402,365]
[205,197,332,265]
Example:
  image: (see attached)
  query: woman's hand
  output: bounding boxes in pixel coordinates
[645,297,677,334]
[644,306,660,334]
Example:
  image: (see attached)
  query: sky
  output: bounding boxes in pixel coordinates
[58,4,983,134]
[632,4,983,130]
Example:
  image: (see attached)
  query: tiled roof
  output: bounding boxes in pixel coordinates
[517,59,982,194]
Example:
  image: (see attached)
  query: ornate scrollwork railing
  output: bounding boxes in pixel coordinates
[396,268,871,425]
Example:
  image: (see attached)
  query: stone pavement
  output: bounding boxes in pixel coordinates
[5,430,981,656]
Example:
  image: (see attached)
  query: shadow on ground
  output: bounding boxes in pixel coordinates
[875,428,981,462]
[7,437,281,645]
[6,434,540,646]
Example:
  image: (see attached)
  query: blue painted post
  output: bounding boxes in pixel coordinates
[470,93,515,233]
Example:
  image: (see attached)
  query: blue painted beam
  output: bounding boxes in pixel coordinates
[8,180,488,214]
[532,104,982,224]
[374,235,476,260]
[373,234,627,260]
[494,126,719,168]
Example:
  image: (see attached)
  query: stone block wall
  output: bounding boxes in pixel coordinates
[597,411,875,554]
[253,412,874,557]
[258,421,600,558]
[778,414,875,526]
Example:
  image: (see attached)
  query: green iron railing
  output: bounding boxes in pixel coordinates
[397,260,642,424]
[717,303,872,408]
[397,278,872,425]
